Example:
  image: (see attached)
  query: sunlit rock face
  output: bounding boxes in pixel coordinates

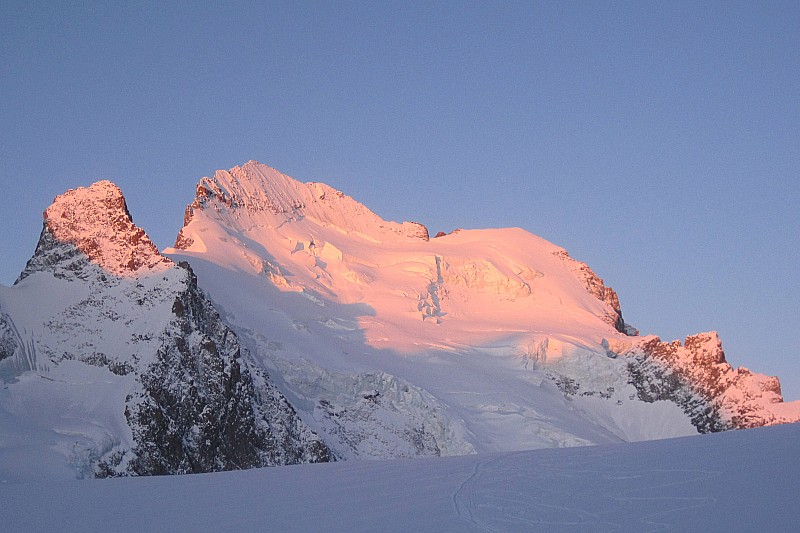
[626,332,793,431]
[18,181,171,282]
[550,249,634,335]
[1,181,331,478]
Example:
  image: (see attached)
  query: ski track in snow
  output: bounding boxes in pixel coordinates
[453,452,609,531]
[452,455,492,530]
[452,452,723,531]
[608,469,720,531]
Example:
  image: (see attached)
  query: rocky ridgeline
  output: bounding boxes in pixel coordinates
[626,332,792,432]
[551,249,636,335]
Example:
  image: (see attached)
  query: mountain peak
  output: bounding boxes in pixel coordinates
[18,180,171,281]
[173,162,428,250]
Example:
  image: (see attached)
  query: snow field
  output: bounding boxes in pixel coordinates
[3,423,798,532]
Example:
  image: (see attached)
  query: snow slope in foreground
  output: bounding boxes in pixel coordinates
[4,422,798,532]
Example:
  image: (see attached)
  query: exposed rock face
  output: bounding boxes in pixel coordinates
[3,181,331,477]
[119,263,331,476]
[18,181,171,282]
[626,332,794,431]
[0,312,16,363]
[551,250,637,335]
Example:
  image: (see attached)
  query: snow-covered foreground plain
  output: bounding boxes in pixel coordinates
[4,423,798,532]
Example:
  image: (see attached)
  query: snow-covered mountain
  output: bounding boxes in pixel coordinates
[0,181,329,479]
[166,161,799,455]
[1,162,798,480]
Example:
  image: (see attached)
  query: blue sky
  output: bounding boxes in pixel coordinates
[2,1,798,398]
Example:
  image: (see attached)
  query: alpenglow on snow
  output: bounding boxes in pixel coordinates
[1,161,798,480]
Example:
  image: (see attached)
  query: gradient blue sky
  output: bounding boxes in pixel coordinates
[2,1,798,398]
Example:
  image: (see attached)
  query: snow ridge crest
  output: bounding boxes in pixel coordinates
[174,161,428,249]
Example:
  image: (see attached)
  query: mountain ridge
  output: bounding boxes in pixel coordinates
[174,160,429,251]
[166,161,799,446]
[1,162,798,480]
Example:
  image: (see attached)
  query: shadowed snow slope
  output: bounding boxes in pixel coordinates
[4,422,799,532]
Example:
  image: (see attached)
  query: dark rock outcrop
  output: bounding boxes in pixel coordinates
[117,263,331,476]
[0,312,16,363]
[626,332,793,432]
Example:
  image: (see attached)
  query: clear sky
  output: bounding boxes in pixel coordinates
[2,1,798,398]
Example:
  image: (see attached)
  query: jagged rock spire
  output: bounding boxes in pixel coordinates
[18,181,171,282]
